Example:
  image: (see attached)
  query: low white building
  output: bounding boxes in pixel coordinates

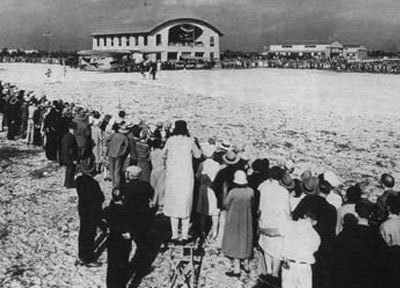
[90,18,223,62]
[268,41,367,60]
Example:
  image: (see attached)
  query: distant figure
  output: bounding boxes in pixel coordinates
[149,61,157,80]
[45,68,52,78]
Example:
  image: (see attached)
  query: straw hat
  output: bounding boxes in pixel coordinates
[222,150,240,165]
[233,170,248,185]
[118,125,129,134]
[220,140,232,151]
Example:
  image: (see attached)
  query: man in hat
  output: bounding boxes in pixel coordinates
[75,156,105,267]
[380,194,400,288]
[293,178,337,288]
[280,200,321,288]
[107,124,130,188]
[105,188,132,288]
[60,121,79,189]
[331,199,385,288]
[257,166,290,286]
[120,165,154,272]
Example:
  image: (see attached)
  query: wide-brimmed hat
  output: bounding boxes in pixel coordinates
[125,121,134,129]
[280,171,295,190]
[302,176,319,195]
[118,125,129,134]
[80,156,96,175]
[126,165,142,178]
[223,150,240,165]
[233,170,248,185]
[220,140,232,151]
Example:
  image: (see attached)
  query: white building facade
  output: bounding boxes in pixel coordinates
[91,18,223,62]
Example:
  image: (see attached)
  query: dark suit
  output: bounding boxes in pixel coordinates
[76,174,105,264]
[121,179,154,269]
[61,132,78,188]
[106,201,131,288]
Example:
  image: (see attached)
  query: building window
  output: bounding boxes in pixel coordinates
[305,45,316,48]
[134,37,138,46]
[156,34,162,46]
[96,37,100,47]
[210,36,215,47]
[167,52,178,60]
[111,38,114,47]
[144,36,148,46]
[282,45,292,48]
[210,52,214,59]
[102,38,106,47]
[156,52,161,61]
[118,37,122,46]
[195,52,204,57]
[126,37,130,46]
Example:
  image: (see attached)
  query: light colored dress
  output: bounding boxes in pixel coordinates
[91,125,103,164]
[222,186,254,259]
[150,148,166,206]
[162,135,201,218]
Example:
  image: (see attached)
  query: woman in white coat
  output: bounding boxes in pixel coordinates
[162,120,201,243]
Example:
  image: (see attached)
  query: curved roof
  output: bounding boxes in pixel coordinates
[92,17,223,37]
[150,18,223,36]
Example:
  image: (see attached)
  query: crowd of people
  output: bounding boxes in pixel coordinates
[1,80,400,288]
[220,55,400,75]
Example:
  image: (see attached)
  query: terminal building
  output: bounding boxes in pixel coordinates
[268,41,368,61]
[90,18,223,62]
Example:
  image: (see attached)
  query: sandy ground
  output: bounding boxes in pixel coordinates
[1,63,400,287]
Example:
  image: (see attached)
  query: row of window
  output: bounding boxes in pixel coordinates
[95,35,215,47]
[96,35,149,47]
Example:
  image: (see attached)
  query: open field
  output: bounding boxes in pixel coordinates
[1,63,400,287]
[2,63,400,181]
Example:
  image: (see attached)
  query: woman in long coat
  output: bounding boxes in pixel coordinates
[222,170,254,278]
[162,120,201,242]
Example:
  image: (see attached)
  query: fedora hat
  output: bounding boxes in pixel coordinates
[280,171,295,190]
[80,156,96,175]
[233,170,248,185]
[222,150,240,165]
[302,176,319,195]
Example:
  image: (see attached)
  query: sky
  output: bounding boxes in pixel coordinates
[0,0,400,52]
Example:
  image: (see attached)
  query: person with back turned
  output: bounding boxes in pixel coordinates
[75,156,105,267]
